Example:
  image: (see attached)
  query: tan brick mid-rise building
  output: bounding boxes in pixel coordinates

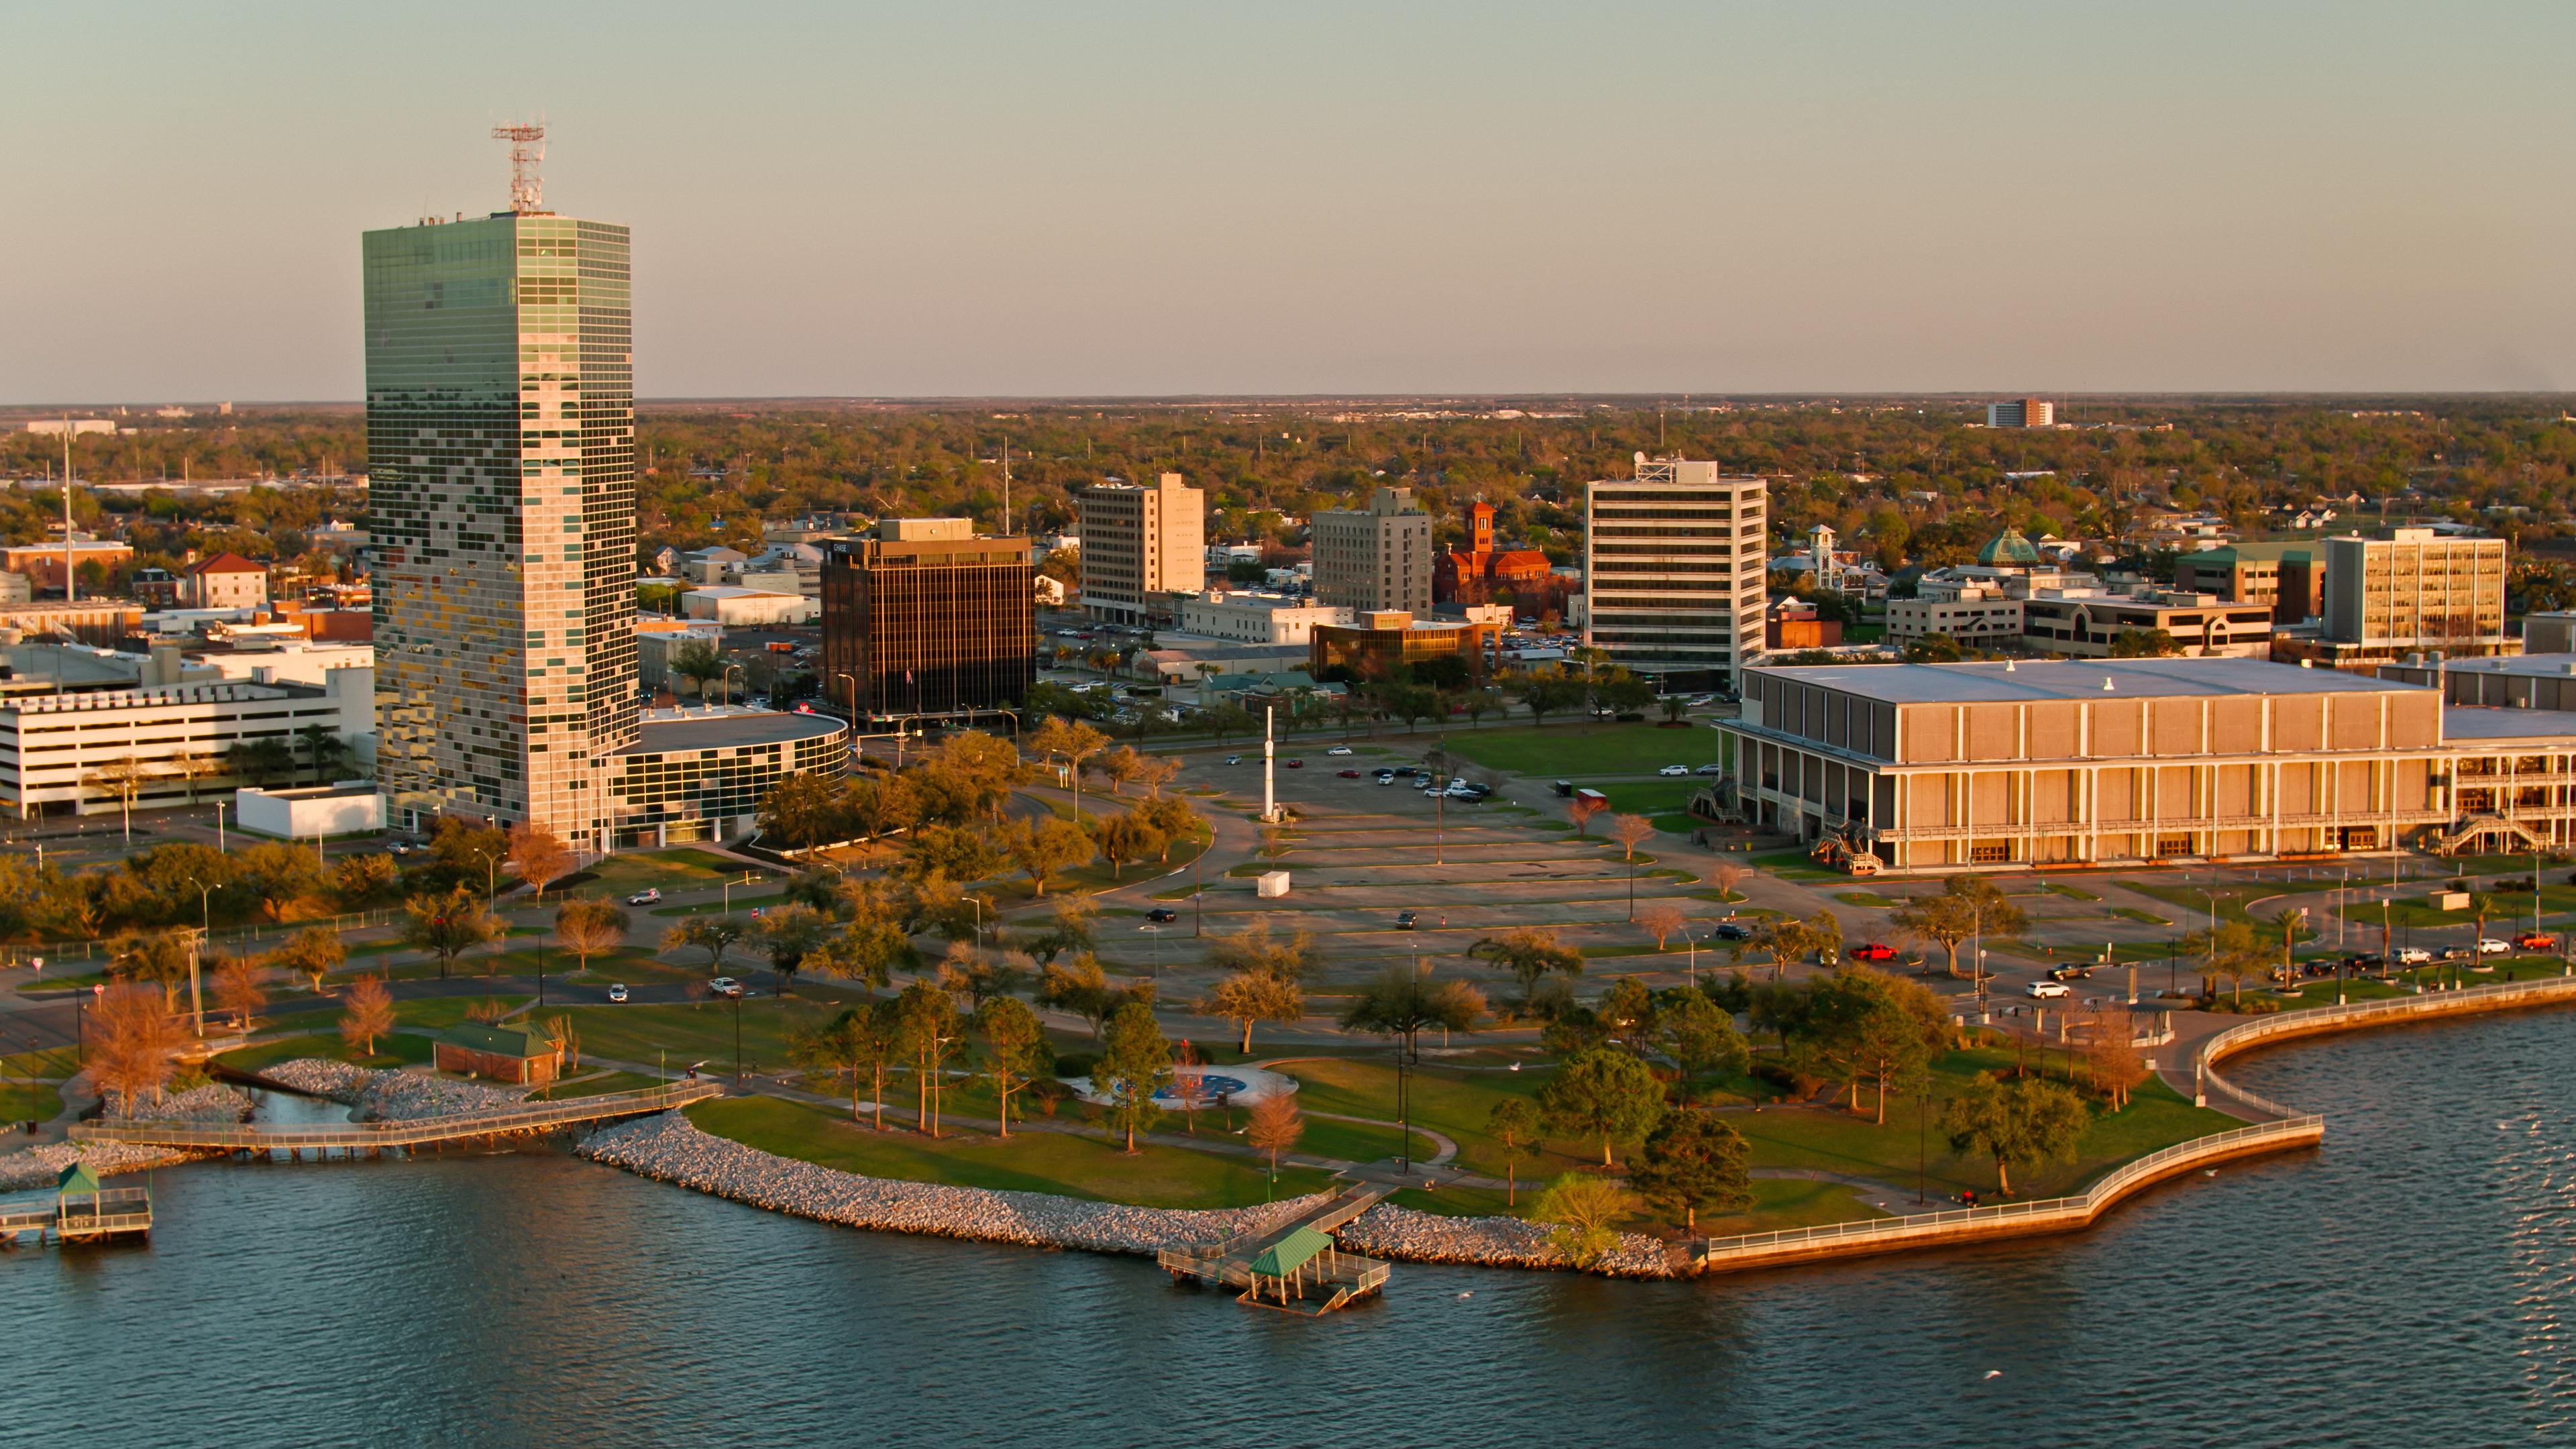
[1721,656,2576,872]
[1077,473,1203,627]
[2279,528,2511,671]
[1312,486,1432,614]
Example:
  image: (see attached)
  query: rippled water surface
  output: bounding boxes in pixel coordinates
[7,1012,2574,1448]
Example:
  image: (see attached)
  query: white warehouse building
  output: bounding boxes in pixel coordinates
[0,667,374,821]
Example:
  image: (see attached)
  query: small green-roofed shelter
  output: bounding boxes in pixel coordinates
[55,1161,103,1197]
[1248,1225,1335,1277]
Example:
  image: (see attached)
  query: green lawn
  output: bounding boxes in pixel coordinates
[543,1070,667,1099]
[575,849,766,898]
[686,1095,1335,1209]
[561,998,838,1075]
[217,1030,427,1073]
[1445,723,1719,778]
[0,1081,62,1121]
[397,994,531,1032]
[1,1046,80,1081]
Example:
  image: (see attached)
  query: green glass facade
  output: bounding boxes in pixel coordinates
[364,212,638,848]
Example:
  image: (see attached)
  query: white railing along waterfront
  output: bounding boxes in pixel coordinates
[69,1081,722,1150]
[1697,1115,2324,1265]
[2194,971,2576,1118]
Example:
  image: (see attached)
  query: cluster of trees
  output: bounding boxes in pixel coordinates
[790,982,1053,1138]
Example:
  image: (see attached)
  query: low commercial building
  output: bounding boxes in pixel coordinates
[1308,610,1499,679]
[0,541,132,594]
[682,586,818,627]
[235,784,384,839]
[1179,590,1349,645]
[606,706,849,848]
[1882,586,2023,646]
[0,600,143,647]
[2524,614,2576,655]
[2381,652,2576,708]
[635,621,724,693]
[1719,656,2524,872]
[2019,590,2273,658]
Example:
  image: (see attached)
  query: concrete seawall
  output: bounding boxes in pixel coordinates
[1697,972,2576,1277]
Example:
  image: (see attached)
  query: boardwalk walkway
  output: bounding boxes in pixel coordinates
[68,1081,722,1153]
[1157,1183,1395,1313]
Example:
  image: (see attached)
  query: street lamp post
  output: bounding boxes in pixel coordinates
[1915,1075,1930,1205]
[1138,924,1160,980]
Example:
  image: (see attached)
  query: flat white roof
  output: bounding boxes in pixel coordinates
[1752,657,2419,706]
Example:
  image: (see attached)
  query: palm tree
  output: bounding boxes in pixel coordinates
[2266,906,2307,985]
[294,724,350,785]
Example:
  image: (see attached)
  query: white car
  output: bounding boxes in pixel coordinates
[627,888,662,906]
[709,977,743,998]
[606,984,629,1004]
[1658,764,1690,776]
[2024,981,2072,1000]
[2394,946,2433,965]
[2476,937,2512,955]
[1695,763,1725,775]
[1326,745,1354,756]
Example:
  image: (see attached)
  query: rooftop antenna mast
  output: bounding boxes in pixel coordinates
[492,121,547,213]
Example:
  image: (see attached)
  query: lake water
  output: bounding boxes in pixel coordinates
[6,1010,2572,1448]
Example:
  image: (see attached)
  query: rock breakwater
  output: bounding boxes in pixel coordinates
[581,1111,1328,1257]
[1338,1203,1676,1279]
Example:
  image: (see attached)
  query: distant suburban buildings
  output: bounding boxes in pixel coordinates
[1985,398,2055,428]
[1077,473,1204,627]
[1,540,132,594]
[821,518,1034,722]
[1583,455,1769,688]
[1311,486,1432,615]
[182,552,268,610]
[1723,655,2576,871]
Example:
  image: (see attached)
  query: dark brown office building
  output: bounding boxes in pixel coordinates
[822,520,1035,722]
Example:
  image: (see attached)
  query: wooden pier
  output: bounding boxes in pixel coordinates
[1158,1184,1393,1314]
[66,1080,722,1159]
[0,1165,152,1248]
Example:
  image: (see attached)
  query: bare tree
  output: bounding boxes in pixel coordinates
[508,821,576,903]
[1568,796,1607,837]
[554,896,631,973]
[339,975,396,1057]
[1608,813,1654,861]
[212,953,268,1031]
[1246,1092,1303,1189]
[1638,902,1687,951]
[87,984,186,1116]
[1708,862,1748,903]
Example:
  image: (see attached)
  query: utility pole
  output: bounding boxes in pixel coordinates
[60,419,76,606]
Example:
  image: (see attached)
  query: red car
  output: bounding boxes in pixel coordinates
[1849,942,1897,962]
[1336,769,1360,778]
[1284,759,1303,769]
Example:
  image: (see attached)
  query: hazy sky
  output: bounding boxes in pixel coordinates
[3,1,2569,401]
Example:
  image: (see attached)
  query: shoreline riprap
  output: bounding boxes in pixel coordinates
[579,1112,1332,1255]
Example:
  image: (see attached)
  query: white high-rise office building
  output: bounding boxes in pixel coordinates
[1986,398,2055,428]
[1583,455,1768,686]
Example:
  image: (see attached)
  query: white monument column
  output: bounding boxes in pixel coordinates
[1262,705,1278,822]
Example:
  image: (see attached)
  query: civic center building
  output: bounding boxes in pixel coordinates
[1720,655,2576,873]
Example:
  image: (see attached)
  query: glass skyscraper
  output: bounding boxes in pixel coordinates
[363,209,638,849]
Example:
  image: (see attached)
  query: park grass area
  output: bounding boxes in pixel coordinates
[651,892,788,918]
[1592,780,1701,816]
[217,1030,427,1073]
[1445,722,1719,778]
[396,994,531,1032]
[1291,1115,1439,1165]
[1748,849,1843,883]
[0,1080,62,1121]
[2110,907,2170,925]
[544,1069,665,1099]
[684,1095,1334,1209]
[2125,882,2300,928]
[2043,882,2103,902]
[1836,892,1903,908]
[1,1045,79,1080]
[561,998,837,1077]
[578,849,765,898]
